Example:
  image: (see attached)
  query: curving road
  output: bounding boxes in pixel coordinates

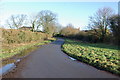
[4,38,119,78]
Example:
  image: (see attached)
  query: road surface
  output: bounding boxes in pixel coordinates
[3,38,119,78]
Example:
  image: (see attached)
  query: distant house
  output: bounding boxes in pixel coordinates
[19,26,32,31]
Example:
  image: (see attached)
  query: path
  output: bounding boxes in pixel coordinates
[4,38,119,78]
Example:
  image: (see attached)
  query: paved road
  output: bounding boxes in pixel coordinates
[4,38,119,78]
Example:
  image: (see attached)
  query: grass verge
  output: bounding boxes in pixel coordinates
[1,38,56,60]
[62,39,120,75]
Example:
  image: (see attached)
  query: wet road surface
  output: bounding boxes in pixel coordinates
[4,38,119,78]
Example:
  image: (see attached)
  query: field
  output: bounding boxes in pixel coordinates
[62,39,120,75]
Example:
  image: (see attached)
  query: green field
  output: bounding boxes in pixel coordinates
[62,39,120,75]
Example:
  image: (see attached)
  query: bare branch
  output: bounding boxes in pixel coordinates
[88,7,114,42]
[6,14,27,29]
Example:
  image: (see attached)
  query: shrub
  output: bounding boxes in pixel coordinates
[2,29,49,44]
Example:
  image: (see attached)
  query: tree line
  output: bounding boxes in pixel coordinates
[5,7,120,45]
[58,7,120,45]
[6,10,60,37]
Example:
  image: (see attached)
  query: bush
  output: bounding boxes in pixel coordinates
[109,15,120,45]
[60,25,79,37]
[2,29,48,44]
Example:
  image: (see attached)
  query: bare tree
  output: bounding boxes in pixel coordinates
[37,10,57,34]
[29,14,40,32]
[6,14,27,29]
[55,23,63,33]
[88,7,114,42]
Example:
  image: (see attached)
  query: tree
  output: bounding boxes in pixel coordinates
[109,14,120,45]
[88,7,114,42]
[55,23,63,33]
[6,14,27,29]
[37,10,57,35]
[60,24,79,36]
[29,14,41,32]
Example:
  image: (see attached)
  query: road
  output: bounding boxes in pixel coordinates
[3,38,119,78]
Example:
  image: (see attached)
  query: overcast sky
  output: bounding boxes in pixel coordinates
[0,1,118,30]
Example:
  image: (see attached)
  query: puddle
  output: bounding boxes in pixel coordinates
[1,46,39,75]
[69,57,76,61]
[0,63,16,75]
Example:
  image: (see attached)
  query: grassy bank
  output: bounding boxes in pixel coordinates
[1,28,56,59]
[1,38,56,59]
[2,29,48,44]
[62,39,120,75]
